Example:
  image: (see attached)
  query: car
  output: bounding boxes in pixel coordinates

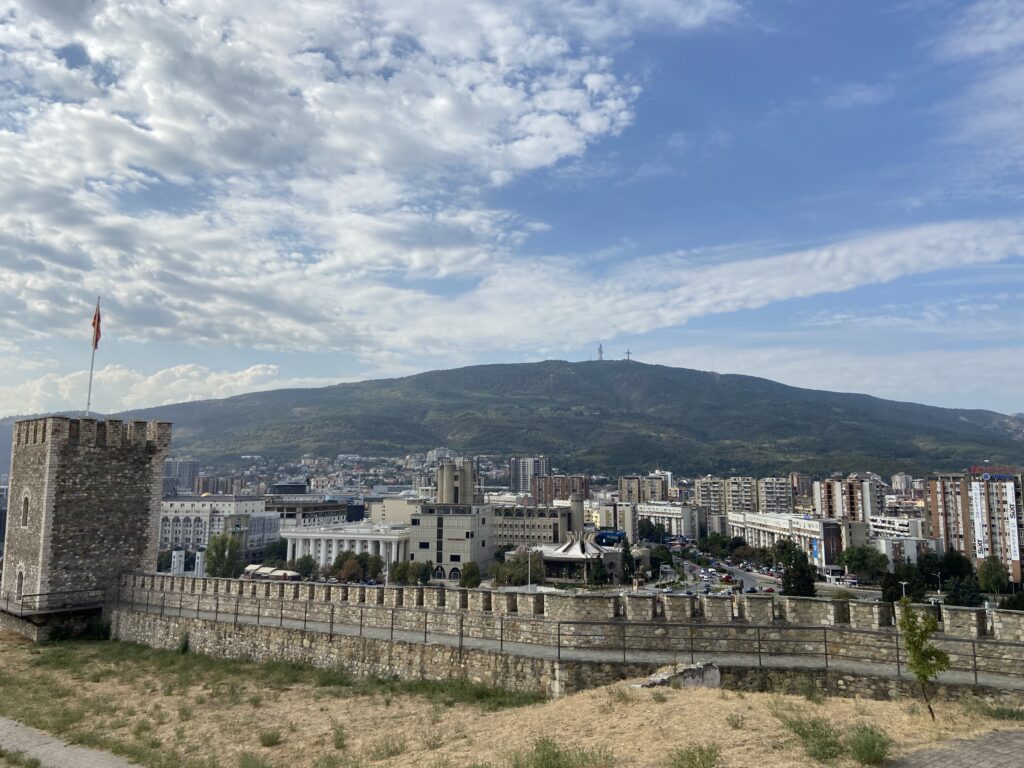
[744,587,758,593]
[763,587,775,593]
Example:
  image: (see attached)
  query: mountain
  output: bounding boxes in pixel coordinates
[3,360,1024,477]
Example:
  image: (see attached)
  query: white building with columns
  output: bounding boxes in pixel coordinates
[281,523,412,569]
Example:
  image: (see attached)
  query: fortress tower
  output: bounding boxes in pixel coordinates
[2,417,172,603]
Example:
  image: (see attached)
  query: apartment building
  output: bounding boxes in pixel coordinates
[725,477,757,515]
[694,476,726,515]
[756,477,794,515]
[531,474,589,505]
[508,457,551,493]
[618,474,668,503]
[813,475,884,522]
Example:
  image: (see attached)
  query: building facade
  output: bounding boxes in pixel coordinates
[508,457,550,493]
[281,523,411,569]
[159,495,279,560]
[725,477,757,515]
[756,477,794,515]
[694,476,726,515]
[530,474,589,505]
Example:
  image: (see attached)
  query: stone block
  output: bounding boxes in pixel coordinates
[740,595,774,624]
[942,605,986,638]
[493,592,518,614]
[624,594,655,621]
[662,594,696,621]
[468,590,492,613]
[992,609,1024,642]
[848,601,892,630]
[700,595,734,624]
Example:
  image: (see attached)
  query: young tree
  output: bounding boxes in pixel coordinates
[589,559,609,586]
[776,542,816,597]
[206,533,244,578]
[293,554,317,579]
[417,561,434,585]
[338,559,363,583]
[391,561,411,585]
[898,597,950,721]
[157,550,172,572]
[459,562,482,588]
[978,555,1009,594]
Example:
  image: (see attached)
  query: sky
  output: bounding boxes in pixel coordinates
[2,0,1024,418]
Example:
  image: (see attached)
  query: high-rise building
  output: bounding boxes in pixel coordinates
[531,474,589,505]
[891,472,914,494]
[617,474,668,503]
[757,477,794,515]
[813,475,884,522]
[725,477,757,515]
[789,472,813,500]
[508,456,551,493]
[694,476,726,515]
[163,456,198,495]
[928,467,1024,582]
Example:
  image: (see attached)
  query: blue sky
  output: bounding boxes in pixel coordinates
[2,0,1024,417]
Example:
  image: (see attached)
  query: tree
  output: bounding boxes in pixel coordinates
[776,542,816,597]
[493,552,544,586]
[940,550,975,582]
[726,536,747,555]
[365,554,384,580]
[157,550,172,572]
[459,562,482,588]
[698,533,730,558]
[880,562,927,603]
[261,539,288,563]
[621,538,636,580]
[293,554,317,579]
[391,561,411,585]
[979,555,1009,594]
[837,546,889,584]
[589,559,610,585]
[898,597,950,721]
[415,561,434,585]
[338,559,363,583]
[650,545,673,576]
[944,575,983,607]
[206,533,244,578]
[998,591,1024,611]
[333,550,355,572]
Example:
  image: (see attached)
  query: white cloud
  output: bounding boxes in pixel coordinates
[0,363,337,418]
[646,343,1024,414]
[823,82,893,109]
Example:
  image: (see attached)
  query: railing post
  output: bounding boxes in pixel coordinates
[756,626,763,667]
[499,614,504,652]
[329,603,335,637]
[823,628,829,670]
[256,598,261,626]
[195,594,200,619]
[621,621,627,663]
[972,640,978,684]
[557,622,562,662]
[131,586,136,612]
[303,601,308,631]
[895,633,901,677]
[279,599,284,628]
[689,625,695,664]
[234,596,240,626]
[178,593,183,618]
[359,606,364,636]
[161,593,166,616]
[424,611,428,643]
[459,613,464,659]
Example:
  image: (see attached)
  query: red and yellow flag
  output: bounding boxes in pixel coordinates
[91,298,101,350]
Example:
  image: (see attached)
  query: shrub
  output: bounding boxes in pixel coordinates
[332,723,347,750]
[176,633,190,655]
[238,754,278,768]
[651,690,668,703]
[783,717,844,762]
[726,713,744,729]
[258,730,282,748]
[845,724,891,765]
[664,743,721,768]
[969,701,1024,720]
[508,738,614,768]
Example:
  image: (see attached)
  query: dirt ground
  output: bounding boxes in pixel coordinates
[0,632,1021,768]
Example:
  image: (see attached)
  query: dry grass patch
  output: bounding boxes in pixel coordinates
[0,633,1021,768]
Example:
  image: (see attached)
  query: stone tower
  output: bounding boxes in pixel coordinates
[2,417,172,602]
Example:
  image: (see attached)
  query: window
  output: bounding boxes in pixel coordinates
[419,542,430,549]
[412,519,420,525]
[450,554,461,562]
[21,496,28,527]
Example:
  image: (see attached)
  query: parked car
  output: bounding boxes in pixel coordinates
[763,587,775,593]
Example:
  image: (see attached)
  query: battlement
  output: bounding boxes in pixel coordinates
[13,417,172,451]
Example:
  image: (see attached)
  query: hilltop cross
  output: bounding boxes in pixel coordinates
[625,349,631,361]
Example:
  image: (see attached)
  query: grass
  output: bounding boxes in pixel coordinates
[0,747,42,768]
[332,723,347,750]
[238,754,278,768]
[508,738,614,768]
[664,744,721,768]
[651,690,668,703]
[364,734,406,760]
[845,724,891,766]
[606,686,638,704]
[968,701,1024,721]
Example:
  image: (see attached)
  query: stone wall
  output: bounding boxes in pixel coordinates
[4,418,171,599]
[110,609,658,697]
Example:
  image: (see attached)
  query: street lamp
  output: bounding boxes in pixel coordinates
[899,580,909,598]
[933,571,942,595]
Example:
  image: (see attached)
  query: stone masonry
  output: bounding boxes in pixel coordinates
[3,417,171,601]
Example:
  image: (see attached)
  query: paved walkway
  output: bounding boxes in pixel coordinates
[0,716,134,768]
[891,730,1024,768]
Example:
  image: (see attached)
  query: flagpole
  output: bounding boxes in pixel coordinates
[85,297,100,417]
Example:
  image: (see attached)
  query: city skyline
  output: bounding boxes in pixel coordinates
[3,1,1024,418]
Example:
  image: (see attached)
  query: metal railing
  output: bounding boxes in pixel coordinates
[1,588,108,615]
[117,586,1024,689]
